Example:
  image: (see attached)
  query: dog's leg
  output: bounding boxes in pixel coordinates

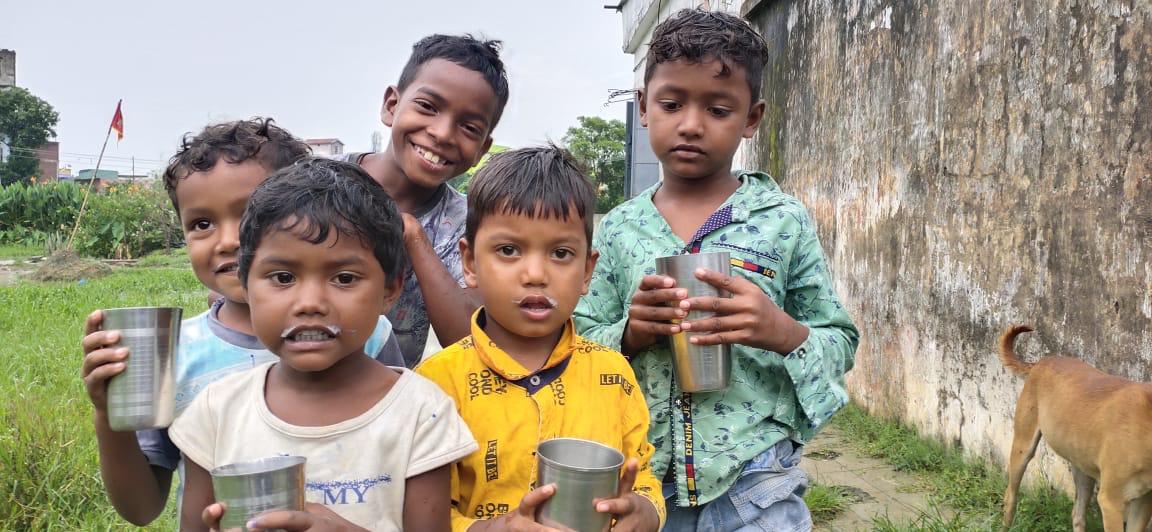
[1002,399,1042,530]
[1098,479,1128,532]
[1071,468,1096,532]
[1124,491,1152,532]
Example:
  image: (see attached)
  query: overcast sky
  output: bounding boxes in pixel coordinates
[1,1,636,175]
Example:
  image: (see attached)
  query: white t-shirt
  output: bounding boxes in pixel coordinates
[169,362,478,531]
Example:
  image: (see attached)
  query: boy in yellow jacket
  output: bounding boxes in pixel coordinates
[417,145,663,532]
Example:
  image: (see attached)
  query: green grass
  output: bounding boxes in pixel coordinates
[832,404,1103,532]
[0,244,44,259]
[871,505,975,531]
[0,267,206,530]
[804,483,853,524]
[135,248,190,269]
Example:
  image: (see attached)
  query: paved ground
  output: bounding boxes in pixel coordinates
[803,426,942,531]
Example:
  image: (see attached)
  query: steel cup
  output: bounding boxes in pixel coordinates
[655,252,732,392]
[211,456,307,531]
[536,438,624,532]
[102,306,181,431]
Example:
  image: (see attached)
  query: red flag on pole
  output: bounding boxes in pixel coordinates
[110,100,124,141]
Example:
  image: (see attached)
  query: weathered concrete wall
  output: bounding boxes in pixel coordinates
[744,0,1151,491]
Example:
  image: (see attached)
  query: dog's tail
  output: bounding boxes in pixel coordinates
[998,325,1035,376]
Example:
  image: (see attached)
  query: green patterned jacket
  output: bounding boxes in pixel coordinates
[574,171,859,507]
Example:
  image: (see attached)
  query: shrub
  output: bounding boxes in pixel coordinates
[0,181,83,246]
[72,181,182,259]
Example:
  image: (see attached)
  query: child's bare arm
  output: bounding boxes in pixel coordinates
[403,464,452,532]
[91,425,173,524]
[404,213,480,346]
[182,457,214,532]
[81,310,173,524]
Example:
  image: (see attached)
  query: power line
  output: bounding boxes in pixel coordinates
[4,145,165,163]
[62,151,164,163]
[62,153,164,164]
[12,155,162,173]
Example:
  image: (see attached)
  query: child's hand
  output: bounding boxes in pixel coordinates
[473,484,565,532]
[400,212,426,246]
[201,502,226,530]
[80,310,128,414]
[203,502,365,532]
[594,459,660,532]
[678,268,809,354]
[621,275,689,354]
[247,503,365,531]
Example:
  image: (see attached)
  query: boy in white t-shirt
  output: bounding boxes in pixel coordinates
[169,158,477,531]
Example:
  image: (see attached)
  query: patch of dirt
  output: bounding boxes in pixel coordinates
[28,250,112,282]
[0,260,34,285]
[806,449,842,461]
[836,485,873,504]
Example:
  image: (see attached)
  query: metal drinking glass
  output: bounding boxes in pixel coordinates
[211,456,307,531]
[536,438,625,532]
[655,252,732,392]
[102,306,181,431]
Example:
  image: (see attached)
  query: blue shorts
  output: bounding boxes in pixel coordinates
[663,439,812,532]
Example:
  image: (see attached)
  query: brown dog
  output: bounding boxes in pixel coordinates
[999,325,1152,532]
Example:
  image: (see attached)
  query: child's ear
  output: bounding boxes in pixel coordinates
[637,89,649,128]
[381,86,401,128]
[581,248,600,296]
[744,99,766,139]
[474,136,494,167]
[380,274,402,314]
[459,237,479,289]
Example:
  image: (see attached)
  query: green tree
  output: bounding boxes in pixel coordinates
[562,116,626,213]
[0,87,59,186]
[449,144,509,194]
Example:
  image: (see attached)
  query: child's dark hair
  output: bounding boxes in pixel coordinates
[398,34,510,126]
[644,9,770,100]
[162,118,310,213]
[464,144,595,247]
[238,158,406,286]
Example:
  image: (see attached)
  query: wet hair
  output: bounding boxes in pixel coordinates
[464,144,596,247]
[162,117,310,214]
[397,34,510,127]
[643,9,771,100]
[237,158,406,286]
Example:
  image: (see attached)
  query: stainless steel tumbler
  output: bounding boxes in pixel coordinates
[536,438,624,532]
[102,306,181,431]
[654,252,732,392]
[211,456,307,531]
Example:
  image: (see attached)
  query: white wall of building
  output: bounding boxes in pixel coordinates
[618,0,754,171]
